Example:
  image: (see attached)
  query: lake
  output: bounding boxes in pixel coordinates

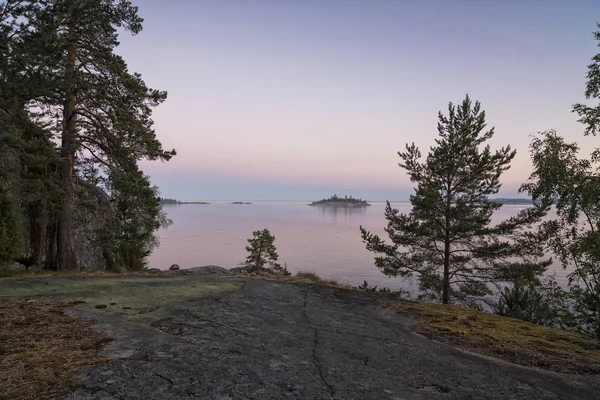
[150,201,569,291]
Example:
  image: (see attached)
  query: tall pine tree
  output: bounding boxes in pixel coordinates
[361,95,551,306]
[28,0,175,269]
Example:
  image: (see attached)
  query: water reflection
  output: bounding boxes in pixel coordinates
[314,206,368,226]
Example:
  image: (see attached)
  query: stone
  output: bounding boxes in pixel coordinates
[181,265,231,275]
[169,264,180,271]
[4,262,26,271]
[229,264,256,274]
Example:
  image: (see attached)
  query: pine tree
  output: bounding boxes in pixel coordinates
[97,169,171,271]
[27,0,175,269]
[1,0,62,267]
[245,229,281,271]
[361,95,551,306]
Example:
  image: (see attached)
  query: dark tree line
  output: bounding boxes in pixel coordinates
[313,194,369,204]
[0,0,174,271]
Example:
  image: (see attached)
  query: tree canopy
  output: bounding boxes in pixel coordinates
[0,0,174,271]
[361,95,551,306]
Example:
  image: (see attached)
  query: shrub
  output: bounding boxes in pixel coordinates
[494,282,555,325]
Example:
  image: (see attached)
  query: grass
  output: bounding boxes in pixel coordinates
[242,269,349,288]
[0,298,111,400]
[384,300,600,374]
[294,271,322,282]
[0,274,242,399]
[0,275,241,322]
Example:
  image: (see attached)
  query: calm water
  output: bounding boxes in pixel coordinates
[150,202,568,290]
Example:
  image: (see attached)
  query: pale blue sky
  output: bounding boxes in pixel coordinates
[117,0,600,201]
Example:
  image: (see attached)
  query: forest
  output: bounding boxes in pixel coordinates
[0,0,174,272]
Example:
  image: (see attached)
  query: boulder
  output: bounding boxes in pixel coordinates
[229,264,256,274]
[3,262,26,271]
[182,265,231,275]
[169,264,180,271]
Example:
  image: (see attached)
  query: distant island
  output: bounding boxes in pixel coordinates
[159,198,210,205]
[309,195,371,207]
[231,202,252,205]
[491,198,539,205]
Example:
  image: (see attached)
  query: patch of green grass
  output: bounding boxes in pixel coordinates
[0,276,241,322]
[385,300,600,374]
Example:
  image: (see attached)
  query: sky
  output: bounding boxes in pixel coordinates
[116,0,600,201]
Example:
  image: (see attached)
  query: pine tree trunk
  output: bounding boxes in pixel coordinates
[56,19,78,270]
[443,239,451,304]
[442,183,452,304]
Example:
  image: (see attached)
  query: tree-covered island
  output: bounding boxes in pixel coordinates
[308,195,371,207]
[159,198,210,205]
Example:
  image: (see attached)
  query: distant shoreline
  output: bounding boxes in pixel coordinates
[159,198,536,205]
[161,201,210,205]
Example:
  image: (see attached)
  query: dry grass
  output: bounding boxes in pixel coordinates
[294,271,322,282]
[243,270,351,289]
[385,300,600,374]
[0,298,111,400]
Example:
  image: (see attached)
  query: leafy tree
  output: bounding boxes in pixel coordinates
[361,95,551,306]
[245,229,281,271]
[521,131,600,339]
[573,23,600,139]
[518,26,600,339]
[0,187,22,263]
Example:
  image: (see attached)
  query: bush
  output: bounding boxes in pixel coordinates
[494,282,555,326]
[355,280,408,299]
[0,188,22,263]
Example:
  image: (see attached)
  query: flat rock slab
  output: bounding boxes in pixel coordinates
[64,278,598,400]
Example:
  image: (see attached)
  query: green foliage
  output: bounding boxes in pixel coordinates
[354,280,408,299]
[0,1,175,270]
[0,187,22,263]
[494,282,555,326]
[521,131,600,339]
[159,198,181,205]
[573,23,600,139]
[97,170,171,271]
[281,261,292,276]
[312,194,368,204]
[245,229,281,271]
[361,95,551,306]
